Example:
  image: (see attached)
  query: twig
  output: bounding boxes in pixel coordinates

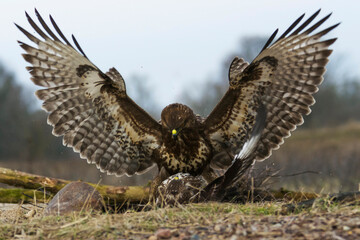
[60,216,89,229]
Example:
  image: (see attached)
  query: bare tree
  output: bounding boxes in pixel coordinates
[0,64,30,160]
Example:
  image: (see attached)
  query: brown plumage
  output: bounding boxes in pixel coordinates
[16,9,338,194]
[156,173,207,205]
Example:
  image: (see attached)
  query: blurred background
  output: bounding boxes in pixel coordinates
[0,0,359,193]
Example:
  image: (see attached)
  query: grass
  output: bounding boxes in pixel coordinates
[0,202,275,239]
[0,199,359,239]
[258,122,360,193]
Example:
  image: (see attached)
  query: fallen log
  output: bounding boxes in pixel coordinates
[0,167,70,193]
[2,166,354,209]
[0,167,150,204]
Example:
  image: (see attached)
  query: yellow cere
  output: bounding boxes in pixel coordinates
[172,129,177,135]
[174,176,179,180]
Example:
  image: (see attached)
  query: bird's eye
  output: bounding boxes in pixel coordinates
[172,129,177,135]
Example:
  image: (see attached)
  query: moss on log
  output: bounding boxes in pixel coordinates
[0,188,53,203]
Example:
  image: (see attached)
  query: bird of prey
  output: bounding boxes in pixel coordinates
[17,9,338,196]
[156,173,207,205]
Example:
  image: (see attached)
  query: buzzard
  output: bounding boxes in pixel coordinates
[156,173,207,205]
[17,10,338,196]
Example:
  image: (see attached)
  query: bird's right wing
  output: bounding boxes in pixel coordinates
[17,10,163,176]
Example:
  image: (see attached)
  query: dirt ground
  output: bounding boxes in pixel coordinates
[0,201,359,239]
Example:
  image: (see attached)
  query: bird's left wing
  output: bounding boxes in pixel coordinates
[16,10,162,176]
[204,10,339,168]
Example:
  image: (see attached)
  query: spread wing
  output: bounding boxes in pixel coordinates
[17,10,162,176]
[204,10,339,168]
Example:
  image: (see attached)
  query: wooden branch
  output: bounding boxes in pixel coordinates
[270,188,320,201]
[0,167,150,204]
[0,167,70,193]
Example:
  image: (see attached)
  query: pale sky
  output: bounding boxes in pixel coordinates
[1,0,359,110]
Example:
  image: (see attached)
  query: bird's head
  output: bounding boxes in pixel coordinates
[160,103,197,140]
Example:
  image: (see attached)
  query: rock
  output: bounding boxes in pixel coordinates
[190,234,200,240]
[44,181,103,216]
[343,226,351,231]
[155,228,172,239]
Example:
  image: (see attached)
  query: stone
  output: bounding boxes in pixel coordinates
[155,228,172,239]
[44,181,103,215]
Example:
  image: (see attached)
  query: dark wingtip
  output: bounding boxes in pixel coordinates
[14,22,27,35]
[14,22,21,29]
[322,12,333,23]
[304,12,333,35]
[34,8,41,18]
[49,14,74,48]
[333,22,341,28]
[260,28,278,52]
[329,22,341,32]
[310,9,322,21]
[25,11,31,19]
[273,11,309,44]
[71,34,89,59]
[287,10,320,37]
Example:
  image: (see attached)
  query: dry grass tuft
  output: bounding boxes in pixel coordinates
[0,199,359,239]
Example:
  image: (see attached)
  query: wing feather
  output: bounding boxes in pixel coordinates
[17,10,162,176]
[204,10,339,167]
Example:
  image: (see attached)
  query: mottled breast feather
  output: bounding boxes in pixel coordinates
[160,104,211,175]
[17,10,162,176]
